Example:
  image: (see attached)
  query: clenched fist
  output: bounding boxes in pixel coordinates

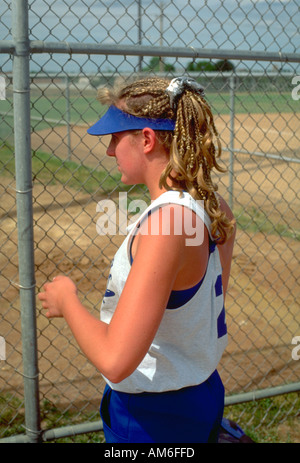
[38,275,78,318]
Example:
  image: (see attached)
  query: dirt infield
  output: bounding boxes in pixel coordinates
[1,112,300,410]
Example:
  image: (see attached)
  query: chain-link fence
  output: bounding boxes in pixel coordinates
[0,0,300,443]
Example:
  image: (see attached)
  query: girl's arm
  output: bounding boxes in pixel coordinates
[38,207,188,383]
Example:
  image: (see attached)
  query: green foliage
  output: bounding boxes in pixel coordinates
[186,59,235,72]
[215,59,235,72]
[143,56,175,72]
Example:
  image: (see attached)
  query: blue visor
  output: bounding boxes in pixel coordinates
[87,105,175,135]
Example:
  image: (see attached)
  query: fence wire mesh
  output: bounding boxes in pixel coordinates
[0,0,300,443]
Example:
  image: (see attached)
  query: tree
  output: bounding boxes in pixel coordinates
[186,60,216,72]
[186,59,235,73]
[214,60,235,72]
[143,56,175,72]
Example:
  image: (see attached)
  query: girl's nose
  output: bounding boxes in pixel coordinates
[106,139,115,157]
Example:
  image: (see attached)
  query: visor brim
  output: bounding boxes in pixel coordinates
[87,105,175,136]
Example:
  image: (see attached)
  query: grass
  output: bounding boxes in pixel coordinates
[202,91,298,116]
[235,205,300,241]
[31,150,120,194]
[224,393,300,443]
[0,394,105,443]
[0,95,103,133]
[0,143,134,196]
[0,143,149,198]
[1,392,299,442]
[30,95,104,132]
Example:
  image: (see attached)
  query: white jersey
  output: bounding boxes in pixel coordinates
[100,191,228,393]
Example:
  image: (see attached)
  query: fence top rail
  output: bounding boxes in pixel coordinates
[1,39,300,64]
[1,71,297,80]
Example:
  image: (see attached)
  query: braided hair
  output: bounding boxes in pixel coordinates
[97,77,235,244]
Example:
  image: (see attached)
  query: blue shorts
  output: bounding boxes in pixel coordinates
[100,370,224,443]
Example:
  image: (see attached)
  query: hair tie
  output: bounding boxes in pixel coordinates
[165,77,205,110]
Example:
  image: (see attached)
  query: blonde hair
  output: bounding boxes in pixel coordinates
[97,77,235,244]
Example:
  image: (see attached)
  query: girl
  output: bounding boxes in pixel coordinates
[38,76,236,443]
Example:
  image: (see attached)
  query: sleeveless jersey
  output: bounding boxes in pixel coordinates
[100,191,228,393]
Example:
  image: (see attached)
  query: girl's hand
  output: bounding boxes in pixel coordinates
[38,275,78,318]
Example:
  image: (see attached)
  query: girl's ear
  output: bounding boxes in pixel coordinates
[142,127,156,154]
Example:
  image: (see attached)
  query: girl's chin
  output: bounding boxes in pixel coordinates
[121,176,143,187]
[120,175,132,185]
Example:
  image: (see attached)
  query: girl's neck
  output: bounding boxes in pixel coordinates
[148,184,167,201]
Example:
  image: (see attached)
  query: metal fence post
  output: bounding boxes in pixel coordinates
[65,75,71,160]
[12,0,41,443]
[228,74,235,209]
